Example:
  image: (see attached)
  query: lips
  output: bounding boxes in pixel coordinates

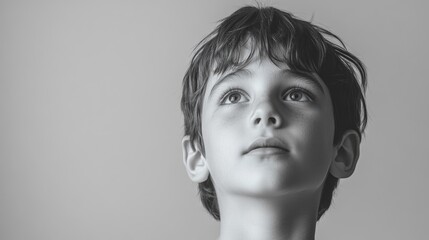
[244,137,289,155]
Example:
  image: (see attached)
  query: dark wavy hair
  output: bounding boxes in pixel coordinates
[181,5,367,221]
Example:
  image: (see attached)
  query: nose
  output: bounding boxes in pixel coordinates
[251,100,282,128]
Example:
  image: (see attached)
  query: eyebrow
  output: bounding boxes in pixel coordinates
[285,70,325,95]
[207,68,325,99]
[208,69,252,98]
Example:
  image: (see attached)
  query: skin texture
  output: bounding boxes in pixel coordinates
[202,57,336,198]
[182,55,360,240]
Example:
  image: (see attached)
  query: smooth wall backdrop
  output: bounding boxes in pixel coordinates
[1,0,428,239]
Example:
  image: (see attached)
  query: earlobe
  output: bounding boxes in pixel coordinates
[329,130,361,179]
[181,135,209,183]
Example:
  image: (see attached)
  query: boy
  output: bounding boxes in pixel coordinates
[181,5,367,240]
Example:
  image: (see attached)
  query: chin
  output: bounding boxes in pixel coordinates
[230,174,325,199]
[228,176,302,198]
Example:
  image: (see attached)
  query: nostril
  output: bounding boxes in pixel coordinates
[255,118,261,124]
[269,117,276,124]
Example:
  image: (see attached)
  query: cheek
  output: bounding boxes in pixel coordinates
[289,109,335,181]
[203,106,247,140]
[289,105,334,147]
[302,119,334,157]
[201,107,247,163]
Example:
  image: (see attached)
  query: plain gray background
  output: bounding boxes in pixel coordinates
[1,0,428,239]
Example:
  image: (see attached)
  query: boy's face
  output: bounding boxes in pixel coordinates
[200,56,337,198]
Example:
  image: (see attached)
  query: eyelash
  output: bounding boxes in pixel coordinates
[282,86,314,101]
[219,87,246,104]
[219,85,314,104]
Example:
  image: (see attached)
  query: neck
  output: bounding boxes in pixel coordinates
[216,191,320,240]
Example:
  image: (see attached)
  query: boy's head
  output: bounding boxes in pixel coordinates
[181,6,367,221]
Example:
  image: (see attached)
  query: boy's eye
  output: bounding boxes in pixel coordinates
[220,89,248,105]
[283,88,312,102]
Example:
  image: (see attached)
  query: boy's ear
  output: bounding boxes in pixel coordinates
[181,135,209,183]
[329,130,361,179]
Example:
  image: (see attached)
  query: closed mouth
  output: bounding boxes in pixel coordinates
[244,137,289,155]
[247,147,288,154]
